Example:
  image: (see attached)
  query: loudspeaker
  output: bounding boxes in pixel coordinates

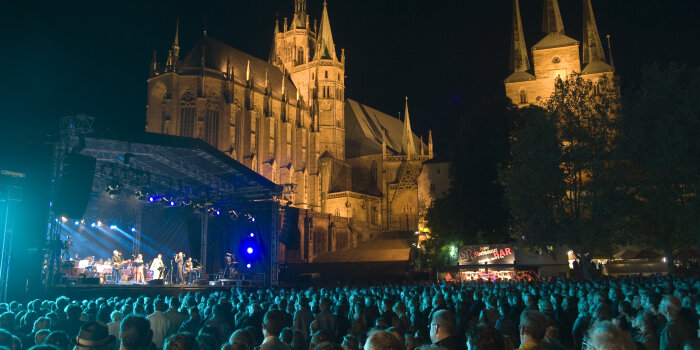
[78,277,100,285]
[54,153,96,219]
[148,279,164,285]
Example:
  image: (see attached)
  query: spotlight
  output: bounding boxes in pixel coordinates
[109,225,117,229]
[61,216,67,223]
[251,217,255,222]
[170,201,175,206]
[74,221,80,225]
[97,221,103,227]
[249,233,255,238]
[215,210,220,216]
[246,247,254,254]
[246,263,251,269]
[106,181,121,195]
[149,197,155,202]
[131,227,136,232]
[91,223,96,228]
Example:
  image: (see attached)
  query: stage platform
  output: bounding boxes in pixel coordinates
[46,281,263,300]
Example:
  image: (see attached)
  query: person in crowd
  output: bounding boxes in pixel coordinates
[586,320,636,350]
[147,299,171,349]
[260,310,290,350]
[120,315,154,350]
[73,322,116,350]
[518,310,547,350]
[465,324,505,350]
[429,310,464,350]
[659,295,692,350]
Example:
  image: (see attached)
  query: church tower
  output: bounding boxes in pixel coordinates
[505,0,614,106]
[271,0,346,160]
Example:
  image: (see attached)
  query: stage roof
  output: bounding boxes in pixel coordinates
[72,133,282,205]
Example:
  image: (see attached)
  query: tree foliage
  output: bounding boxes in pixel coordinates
[500,73,624,278]
[618,64,700,270]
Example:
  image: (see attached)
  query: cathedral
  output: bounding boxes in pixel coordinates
[504,0,615,105]
[145,0,434,254]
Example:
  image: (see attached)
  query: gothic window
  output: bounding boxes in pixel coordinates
[205,93,220,146]
[297,48,304,65]
[430,184,436,191]
[335,208,340,217]
[324,70,328,79]
[519,90,527,104]
[370,161,378,183]
[402,204,413,213]
[179,90,196,137]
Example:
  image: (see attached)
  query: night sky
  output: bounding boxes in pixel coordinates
[2,0,700,155]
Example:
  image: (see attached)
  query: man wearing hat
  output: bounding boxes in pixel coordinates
[74,322,115,350]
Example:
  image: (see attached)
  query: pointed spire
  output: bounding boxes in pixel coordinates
[428,130,433,158]
[150,50,158,76]
[294,0,308,29]
[420,136,425,156]
[269,19,280,64]
[246,60,251,82]
[226,55,232,80]
[166,49,175,70]
[281,69,286,96]
[381,129,387,159]
[313,1,338,61]
[173,18,180,58]
[401,96,416,158]
[510,0,530,73]
[542,0,565,34]
[606,34,615,69]
[341,48,345,65]
[264,68,270,91]
[582,0,605,65]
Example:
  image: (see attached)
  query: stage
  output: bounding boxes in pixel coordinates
[47,275,267,300]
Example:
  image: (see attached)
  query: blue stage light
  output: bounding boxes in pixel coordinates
[91,223,96,228]
[249,233,254,238]
[246,263,251,269]
[251,217,255,222]
[215,210,220,216]
[74,221,80,225]
[110,225,117,229]
[131,227,136,232]
[170,201,175,206]
[149,197,155,202]
[246,247,254,254]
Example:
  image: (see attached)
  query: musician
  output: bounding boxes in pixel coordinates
[224,253,238,278]
[184,257,194,284]
[150,254,164,280]
[111,250,124,284]
[174,252,185,284]
[133,254,145,284]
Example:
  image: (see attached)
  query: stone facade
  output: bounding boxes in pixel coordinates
[505,0,615,106]
[146,1,434,262]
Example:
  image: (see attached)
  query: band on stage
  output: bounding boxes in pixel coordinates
[61,250,238,285]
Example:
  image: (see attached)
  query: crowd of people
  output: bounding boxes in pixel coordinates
[1,276,699,350]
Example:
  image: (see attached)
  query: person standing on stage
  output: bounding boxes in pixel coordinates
[174,252,185,284]
[184,258,193,284]
[150,254,164,280]
[111,250,124,284]
[134,254,145,284]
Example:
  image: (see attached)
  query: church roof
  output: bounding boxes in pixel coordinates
[532,33,579,50]
[581,60,614,75]
[180,36,298,99]
[345,99,426,158]
[505,70,536,83]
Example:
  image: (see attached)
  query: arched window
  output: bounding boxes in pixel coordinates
[519,90,527,104]
[205,93,220,146]
[180,90,196,137]
[297,48,304,65]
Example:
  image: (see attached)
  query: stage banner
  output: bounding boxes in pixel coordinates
[458,244,515,266]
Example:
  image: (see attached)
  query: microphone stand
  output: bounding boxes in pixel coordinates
[169,258,174,285]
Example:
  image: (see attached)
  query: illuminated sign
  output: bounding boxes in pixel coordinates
[459,244,515,266]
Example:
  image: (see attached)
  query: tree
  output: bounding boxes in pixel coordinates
[500,73,624,279]
[618,64,700,272]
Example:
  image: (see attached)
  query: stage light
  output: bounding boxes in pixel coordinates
[249,233,255,238]
[246,263,251,269]
[215,210,220,216]
[251,217,255,222]
[97,221,103,227]
[170,201,175,206]
[91,223,96,227]
[74,221,80,225]
[246,247,254,254]
[109,225,117,229]
[131,227,136,232]
[149,197,155,202]
[61,216,67,223]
